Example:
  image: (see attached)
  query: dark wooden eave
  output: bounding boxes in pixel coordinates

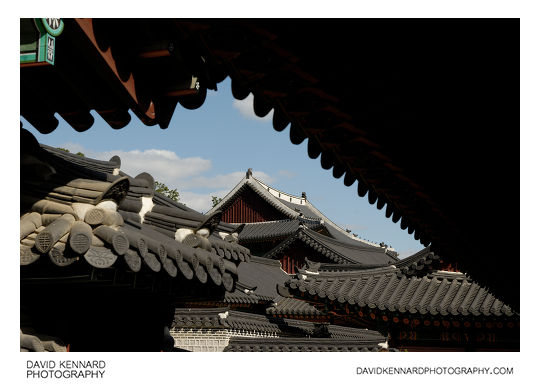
[20,19,519,310]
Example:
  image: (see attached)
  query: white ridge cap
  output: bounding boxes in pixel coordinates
[255,177,307,205]
[434,270,465,276]
[218,311,229,319]
[138,197,154,223]
[175,228,194,243]
[378,340,389,349]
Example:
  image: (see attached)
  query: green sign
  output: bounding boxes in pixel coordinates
[20,18,64,65]
[41,18,64,37]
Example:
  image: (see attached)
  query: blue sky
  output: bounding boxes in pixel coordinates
[23,77,423,257]
[10,4,537,376]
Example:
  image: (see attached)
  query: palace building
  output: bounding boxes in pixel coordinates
[20,18,519,352]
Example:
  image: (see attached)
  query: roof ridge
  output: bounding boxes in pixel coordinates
[40,143,121,168]
[250,255,283,267]
[253,176,306,202]
[302,198,387,249]
[208,173,392,254]
[245,179,301,218]
[205,177,249,215]
[244,218,300,226]
[297,265,399,278]
[207,176,300,219]
[174,307,230,316]
[253,175,388,250]
[302,227,385,252]
[297,229,359,264]
[287,269,517,317]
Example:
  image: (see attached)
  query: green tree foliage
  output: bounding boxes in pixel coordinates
[211,196,222,208]
[56,147,85,157]
[154,181,180,202]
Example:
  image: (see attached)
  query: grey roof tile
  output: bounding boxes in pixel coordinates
[173,307,378,342]
[224,337,390,352]
[318,248,440,280]
[21,133,242,292]
[267,297,322,316]
[20,330,68,352]
[357,276,376,306]
[208,174,393,251]
[469,287,487,316]
[286,267,517,318]
[238,219,322,242]
[417,278,439,314]
[336,278,354,304]
[407,276,430,313]
[264,227,397,266]
[40,144,120,174]
[367,275,387,308]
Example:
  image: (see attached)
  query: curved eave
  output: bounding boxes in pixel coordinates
[206,177,300,220]
[20,19,519,311]
[286,270,517,318]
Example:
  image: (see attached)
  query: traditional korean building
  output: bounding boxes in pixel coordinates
[20,129,249,351]
[207,169,399,273]
[201,166,521,352]
[170,255,395,352]
[20,19,519,352]
[170,307,391,352]
[279,248,519,351]
[23,131,391,353]
[168,238,519,351]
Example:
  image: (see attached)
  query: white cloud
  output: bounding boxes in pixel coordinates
[58,143,211,188]
[232,93,273,121]
[181,189,231,213]
[180,171,247,190]
[250,170,276,185]
[56,142,87,155]
[55,143,278,213]
[98,149,211,184]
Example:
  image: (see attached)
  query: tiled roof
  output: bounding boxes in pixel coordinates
[264,227,398,265]
[181,256,287,307]
[317,247,441,277]
[41,144,120,175]
[221,279,276,305]
[233,256,323,316]
[208,174,391,250]
[129,202,250,267]
[285,267,516,318]
[173,307,317,336]
[173,307,387,343]
[21,129,245,292]
[224,337,391,352]
[21,19,519,311]
[152,191,201,214]
[223,289,264,304]
[207,176,301,219]
[20,330,67,352]
[266,297,323,317]
[392,247,441,276]
[238,219,323,242]
[142,205,242,239]
[235,256,288,299]
[187,255,323,317]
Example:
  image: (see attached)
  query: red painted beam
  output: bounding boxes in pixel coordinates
[73,19,156,123]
